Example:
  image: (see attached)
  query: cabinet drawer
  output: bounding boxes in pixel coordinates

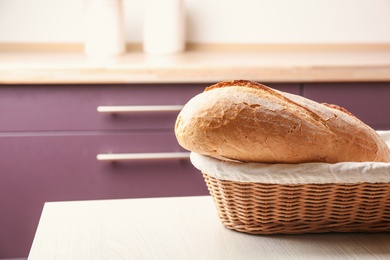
[1,132,207,200]
[0,83,300,132]
[0,132,208,257]
[303,83,390,130]
[0,84,205,132]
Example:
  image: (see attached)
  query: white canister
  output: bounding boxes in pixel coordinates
[143,0,186,54]
[84,0,126,56]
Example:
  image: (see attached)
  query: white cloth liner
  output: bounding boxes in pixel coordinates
[190,131,390,184]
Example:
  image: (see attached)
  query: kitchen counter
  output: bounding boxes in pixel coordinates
[28,196,390,260]
[1,44,390,84]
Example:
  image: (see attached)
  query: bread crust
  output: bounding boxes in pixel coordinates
[175,80,390,163]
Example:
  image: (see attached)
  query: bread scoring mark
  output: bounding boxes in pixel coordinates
[207,80,337,134]
[243,102,261,109]
[205,80,270,92]
[322,103,356,118]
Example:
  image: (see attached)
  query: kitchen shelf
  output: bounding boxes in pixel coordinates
[1,44,390,84]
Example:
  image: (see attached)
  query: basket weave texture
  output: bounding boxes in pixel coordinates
[203,173,390,234]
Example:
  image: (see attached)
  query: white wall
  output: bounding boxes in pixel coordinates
[0,0,389,44]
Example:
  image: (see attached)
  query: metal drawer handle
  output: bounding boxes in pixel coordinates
[97,152,190,161]
[97,105,184,113]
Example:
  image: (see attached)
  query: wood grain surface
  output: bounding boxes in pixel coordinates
[1,44,390,84]
[28,196,390,260]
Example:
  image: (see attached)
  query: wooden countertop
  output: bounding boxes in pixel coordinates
[28,196,390,260]
[1,44,390,84]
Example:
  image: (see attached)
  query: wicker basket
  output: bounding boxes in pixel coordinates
[202,173,390,234]
[190,129,390,235]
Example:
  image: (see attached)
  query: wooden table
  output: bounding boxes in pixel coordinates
[28,196,390,260]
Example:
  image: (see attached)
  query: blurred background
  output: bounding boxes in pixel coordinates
[1,1,390,259]
[0,0,389,45]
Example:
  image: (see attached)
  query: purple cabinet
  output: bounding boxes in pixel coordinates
[303,82,390,130]
[0,82,299,258]
[0,133,206,257]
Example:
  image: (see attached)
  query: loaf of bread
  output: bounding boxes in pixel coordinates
[175,80,390,163]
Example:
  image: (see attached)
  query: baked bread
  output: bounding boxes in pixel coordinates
[175,80,390,163]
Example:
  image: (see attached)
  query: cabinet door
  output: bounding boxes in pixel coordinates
[0,83,300,132]
[303,83,390,130]
[0,133,208,258]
